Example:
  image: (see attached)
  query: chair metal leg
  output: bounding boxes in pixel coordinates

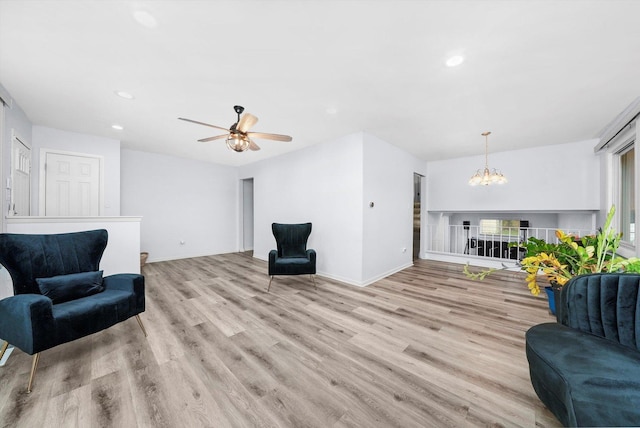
[268,276,274,292]
[0,340,8,361]
[27,353,40,393]
[135,314,148,337]
[311,274,317,289]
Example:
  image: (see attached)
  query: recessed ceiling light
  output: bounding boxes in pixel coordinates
[445,55,465,67]
[115,90,134,100]
[326,107,338,115]
[111,124,124,131]
[133,10,158,28]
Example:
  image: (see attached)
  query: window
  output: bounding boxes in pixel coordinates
[479,219,521,237]
[619,146,635,245]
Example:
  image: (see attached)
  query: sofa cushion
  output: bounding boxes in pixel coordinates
[36,271,104,304]
[52,289,136,344]
[526,322,640,427]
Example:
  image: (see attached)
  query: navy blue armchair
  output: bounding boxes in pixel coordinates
[0,229,146,392]
[526,273,640,426]
[268,223,316,291]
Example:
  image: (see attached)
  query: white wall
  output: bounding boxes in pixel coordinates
[120,149,238,262]
[240,132,427,286]
[362,133,426,284]
[427,139,601,212]
[239,133,365,285]
[31,126,121,216]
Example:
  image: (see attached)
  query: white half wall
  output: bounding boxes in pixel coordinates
[5,216,141,275]
[31,126,121,216]
[120,149,238,262]
[362,133,426,284]
[239,133,365,285]
[427,139,601,212]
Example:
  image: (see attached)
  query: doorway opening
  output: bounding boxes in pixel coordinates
[413,173,424,260]
[241,178,254,254]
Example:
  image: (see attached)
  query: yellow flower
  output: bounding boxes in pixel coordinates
[555,230,565,240]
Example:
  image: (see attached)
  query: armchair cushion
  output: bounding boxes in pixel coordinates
[36,271,104,304]
[52,289,137,345]
[282,245,306,258]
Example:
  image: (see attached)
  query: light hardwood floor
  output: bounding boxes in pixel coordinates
[0,253,560,427]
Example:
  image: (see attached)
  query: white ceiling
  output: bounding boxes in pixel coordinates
[1,0,639,167]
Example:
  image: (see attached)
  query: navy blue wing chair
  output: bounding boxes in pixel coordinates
[0,229,146,392]
[268,223,316,291]
[526,273,640,427]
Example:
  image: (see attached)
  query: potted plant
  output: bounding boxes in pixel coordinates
[464,206,640,313]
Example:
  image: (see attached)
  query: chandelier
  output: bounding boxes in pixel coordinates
[468,131,507,186]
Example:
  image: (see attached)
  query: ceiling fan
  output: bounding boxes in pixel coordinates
[178,105,292,152]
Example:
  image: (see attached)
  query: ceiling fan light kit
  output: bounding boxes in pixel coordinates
[468,131,507,186]
[178,105,292,153]
[226,135,251,152]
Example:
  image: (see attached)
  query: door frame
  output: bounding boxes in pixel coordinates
[38,148,105,216]
[10,130,31,216]
[413,172,425,260]
[239,177,254,252]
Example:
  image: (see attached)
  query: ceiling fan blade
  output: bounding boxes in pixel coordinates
[178,117,230,132]
[237,113,258,133]
[247,132,292,142]
[248,139,261,151]
[198,134,228,142]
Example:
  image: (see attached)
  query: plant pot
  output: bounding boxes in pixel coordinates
[544,284,563,321]
[140,252,149,267]
[544,286,556,315]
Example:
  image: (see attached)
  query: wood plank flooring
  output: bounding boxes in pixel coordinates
[0,253,560,427]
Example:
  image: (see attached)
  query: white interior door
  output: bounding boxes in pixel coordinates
[11,135,31,216]
[44,152,101,216]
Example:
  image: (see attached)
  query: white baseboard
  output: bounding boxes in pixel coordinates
[318,262,414,287]
[423,251,520,270]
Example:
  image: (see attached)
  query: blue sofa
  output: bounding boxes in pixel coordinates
[0,229,146,392]
[526,273,640,426]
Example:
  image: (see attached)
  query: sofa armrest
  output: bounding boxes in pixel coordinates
[0,294,54,354]
[103,274,145,313]
[103,273,144,292]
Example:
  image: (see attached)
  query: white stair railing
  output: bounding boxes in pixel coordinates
[424,224,596,261]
